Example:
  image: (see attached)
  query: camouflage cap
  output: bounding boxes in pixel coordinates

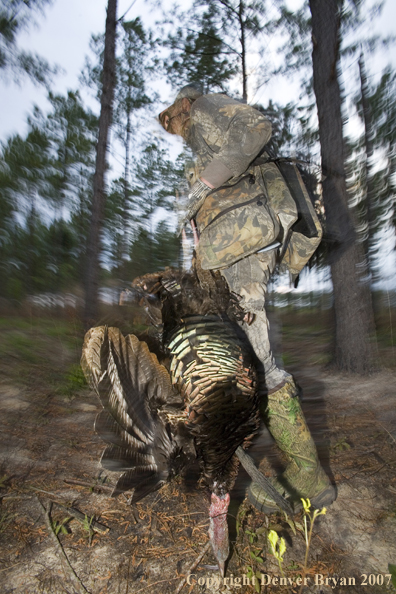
[174,83,203,102]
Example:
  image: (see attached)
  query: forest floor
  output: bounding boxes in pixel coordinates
[0,305,395,594]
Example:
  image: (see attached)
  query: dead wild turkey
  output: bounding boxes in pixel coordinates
[81,267,289,575]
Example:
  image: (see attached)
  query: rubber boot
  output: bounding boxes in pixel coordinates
[248,378,336,514]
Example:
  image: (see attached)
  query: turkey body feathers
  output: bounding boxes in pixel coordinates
[168,315,258,495]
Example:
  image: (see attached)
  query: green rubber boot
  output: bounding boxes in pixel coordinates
[248,379,336,514]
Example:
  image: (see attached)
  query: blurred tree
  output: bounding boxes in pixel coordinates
[126,221,180,280]
[253,100,300,155]
[348,58,396,283]
[270,0,393,371]
[43,91,97,219]
[0,126,53,296]
[132,141,185,229]
[44,219,79,290]
[81,17,158,276]
[1,218,79,298]
[103,139,186,279]
[309,0,374,372]
[28,91,98,278]
[84,0,117,328]
[165,2,237,94]
[165,0,269,101]
[79,33,104,102]
[113,18,156,264]
[0,0,58,86]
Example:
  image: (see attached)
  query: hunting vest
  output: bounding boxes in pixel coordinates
[186,94,322,276]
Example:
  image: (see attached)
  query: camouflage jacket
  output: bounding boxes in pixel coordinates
[185,93,322,275]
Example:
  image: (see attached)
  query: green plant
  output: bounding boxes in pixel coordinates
[0,511,15,534]
[236,507,268,592]
[236,506,247,537]
[245,528,264,546]
[281,510,303,536]
[51,516,71,536]
[388,564,396,589]
[82,514,95,545]
[0,474,9,489]
[265,499,326,594]
[331,437,351,451]
[268,530,291,593]
[299,498,326,593]
[245,566,262,594]
[59,363,87,397]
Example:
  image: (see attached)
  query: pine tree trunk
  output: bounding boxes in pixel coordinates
[83,0,117,328]
[122,106,131,263]
[238,0,247,102]
[358,53,376,273]
[309,0,374,373]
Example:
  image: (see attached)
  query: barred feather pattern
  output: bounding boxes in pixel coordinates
[167,314,259,495]
[81,326,185,501]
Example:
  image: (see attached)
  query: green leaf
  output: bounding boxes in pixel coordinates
[249,550,264,564]
[278,537,286,559]
[283,515,297,535]
[313,506,327,519]
[301,498,311,514]
[268,529,279,551]
[388,564,396,588]
[256,526,267,535]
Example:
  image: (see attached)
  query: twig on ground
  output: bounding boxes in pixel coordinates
[28,486,60,497]
[175,542,211,594]
[0,494,32,502]
[0,562,23,573]
[63,478,114,493]
[36,496,90,594]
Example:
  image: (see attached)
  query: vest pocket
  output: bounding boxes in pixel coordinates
[197,193,280,270]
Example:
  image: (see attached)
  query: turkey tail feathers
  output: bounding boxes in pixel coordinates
[81,326,179,502]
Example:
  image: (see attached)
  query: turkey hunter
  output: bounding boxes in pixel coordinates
[159,84,336,513]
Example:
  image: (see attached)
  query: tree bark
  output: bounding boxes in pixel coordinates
[238,0,247,102]
[122,106,131,263]
[83,0,117,328]
[309,0,374,372]
[358,52,376,274]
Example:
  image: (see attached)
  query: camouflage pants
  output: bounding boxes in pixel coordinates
[221,248,291,391]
